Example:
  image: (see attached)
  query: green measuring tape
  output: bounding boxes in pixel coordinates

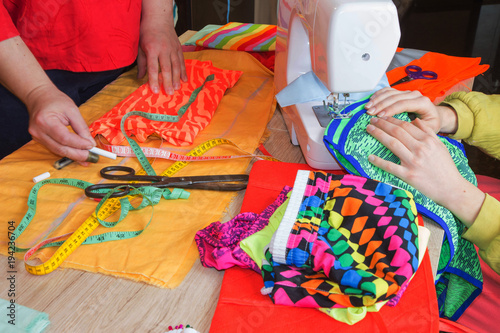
[122,74,214,176]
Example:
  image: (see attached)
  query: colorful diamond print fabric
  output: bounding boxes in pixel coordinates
[261,171,419,308]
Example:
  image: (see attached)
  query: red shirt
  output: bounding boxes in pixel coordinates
[0,0,142,72]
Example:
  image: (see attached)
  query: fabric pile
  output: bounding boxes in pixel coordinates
[196,169,432,325]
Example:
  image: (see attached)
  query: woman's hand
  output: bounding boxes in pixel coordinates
[137,1,187,95]
[366,116,484,226]
[26,84,96,162]
[365,87,458,134]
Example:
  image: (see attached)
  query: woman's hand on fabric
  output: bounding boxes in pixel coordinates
[366,116,484,226]
[365,88,448,133]
[26,84,96,162]
[137,17,187,95]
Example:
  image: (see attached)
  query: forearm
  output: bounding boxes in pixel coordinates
[0,36,56,110]
[436,177,485,228]
[436,105,458,134]
[141,0,175,26]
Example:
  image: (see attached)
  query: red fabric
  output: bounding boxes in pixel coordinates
[209,161,440,333]
[387,51,489,102]
[455,175,500,333]
[439,318,478,333]
[89,59,242,146]
[0,0,141,72]
[247,51,275,72]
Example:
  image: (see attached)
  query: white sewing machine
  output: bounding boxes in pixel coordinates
[275,0,401,169]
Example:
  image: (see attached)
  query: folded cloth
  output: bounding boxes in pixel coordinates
[89,59,242,146]
[323,98,482,319]
[387,51,489,102]
[262,171,419,308]
[0,299,50,333]
[196,22,277,52]
[209,160,440,332]
[182,24,222,46]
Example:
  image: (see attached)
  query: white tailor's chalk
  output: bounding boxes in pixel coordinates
[33,172,50,183]
[89,147,117,160]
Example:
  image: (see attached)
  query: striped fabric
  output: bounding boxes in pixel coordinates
[195,22,277,52]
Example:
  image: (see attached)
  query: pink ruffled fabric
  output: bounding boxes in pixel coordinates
[195,186,291,272]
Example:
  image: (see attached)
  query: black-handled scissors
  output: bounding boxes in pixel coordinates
[390,65,438,87]
[85,166,249,199]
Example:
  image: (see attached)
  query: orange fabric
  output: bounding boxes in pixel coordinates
[209,161,440,332]
[89,59,242,146]
[387,51,489,102]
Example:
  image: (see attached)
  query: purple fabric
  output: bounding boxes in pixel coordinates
[195,186,292,272]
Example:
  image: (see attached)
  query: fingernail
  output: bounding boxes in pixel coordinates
[174,83,180,90]
[366,107,376,115]
[368,155,375,162]
[87,138,96,148]
[167,88,174,95]
[370,117,379,124]
[152,86,159,94]
[365,101,373,108]
[366,124,375,132]
[378,111,386,117]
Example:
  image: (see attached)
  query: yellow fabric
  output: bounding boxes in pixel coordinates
[442,91,500,159]
[0,50,276,288]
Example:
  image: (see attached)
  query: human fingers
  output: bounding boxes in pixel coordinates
[159,51,174,95]
[34,127,90,162]
[160,38,186,94]
[146,48,161,94]
[367,153,406,180]
[366,87,404,111]
[368,116,429,155]
[66,107,96,147]
[29,109,94,161]
[368,91,440,133]
[137,48,147,80]
[174,40,187,83]
[366,89,426,117]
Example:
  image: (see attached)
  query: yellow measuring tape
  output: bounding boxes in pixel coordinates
[20,138,277,275]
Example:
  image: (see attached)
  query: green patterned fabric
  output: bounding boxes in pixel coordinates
[323,97,483,320]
